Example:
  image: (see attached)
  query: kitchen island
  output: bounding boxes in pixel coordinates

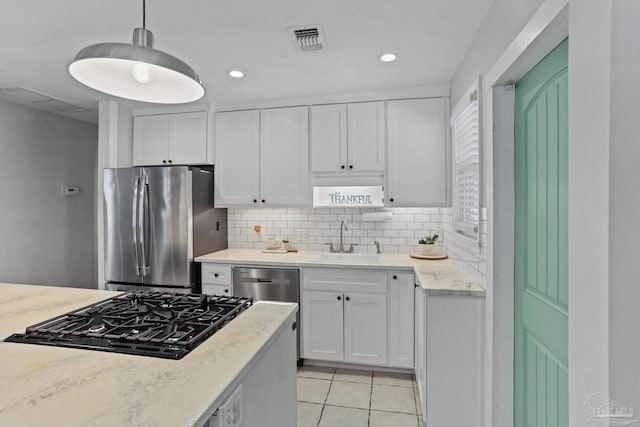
[0,283,297,427]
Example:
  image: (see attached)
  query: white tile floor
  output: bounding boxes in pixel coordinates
[297,366,422,427]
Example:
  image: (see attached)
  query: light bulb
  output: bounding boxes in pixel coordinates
[379,53,397,62]
[132,62,154,84]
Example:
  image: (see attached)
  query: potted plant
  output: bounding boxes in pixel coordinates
[418,234,438,255]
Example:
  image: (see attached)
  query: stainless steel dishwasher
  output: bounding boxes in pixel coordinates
[232,267,301,365]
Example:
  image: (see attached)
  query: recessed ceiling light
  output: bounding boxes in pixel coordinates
[379,53,397,63]
[228,70,245,78]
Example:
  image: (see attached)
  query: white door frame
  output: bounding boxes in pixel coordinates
[483,1,568,426]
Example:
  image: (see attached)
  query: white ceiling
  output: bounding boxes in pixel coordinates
[0,0,492,123]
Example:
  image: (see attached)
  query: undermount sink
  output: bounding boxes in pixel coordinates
[310,252,383,264]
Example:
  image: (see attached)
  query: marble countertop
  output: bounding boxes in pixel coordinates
[0,283,297,427]
[196,249,485,297]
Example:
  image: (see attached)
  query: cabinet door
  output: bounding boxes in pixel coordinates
[388,273,415,368]
[344,293,387,365]
[415,288,427,421]
[310,104,347,173]
[168,111,208,165]
[387,98,447,206]
[347,101,385,173]
[302,291,344,361]
[214,110,260,206]
[133,115,170,166]
[260,106,310,206]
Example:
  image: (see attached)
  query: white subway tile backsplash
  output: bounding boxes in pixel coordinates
[226,205,487,288]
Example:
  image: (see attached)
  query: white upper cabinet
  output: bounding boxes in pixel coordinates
[214,107,309,207]
[214,110,260,206]
[133,111,208,166]
[310,104,347,173]
[386,98,447,206]
[260,106,310,206]
[347,101,385,173]
[310,101,385,174]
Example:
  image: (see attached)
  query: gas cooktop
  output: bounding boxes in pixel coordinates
[4,291,253,360]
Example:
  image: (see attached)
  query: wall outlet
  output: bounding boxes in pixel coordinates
[295,229,308,241]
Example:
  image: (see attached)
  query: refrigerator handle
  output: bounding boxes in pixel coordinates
[140,175,151,276]
[132,176,141,276]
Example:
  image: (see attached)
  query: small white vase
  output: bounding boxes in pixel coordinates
[418,243,436,255]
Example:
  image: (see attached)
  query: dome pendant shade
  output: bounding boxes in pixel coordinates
[68,28,204,104]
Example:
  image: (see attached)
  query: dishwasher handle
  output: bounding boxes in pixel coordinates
[257,278,272,283]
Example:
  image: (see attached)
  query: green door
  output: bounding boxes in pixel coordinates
[514,38,568,426]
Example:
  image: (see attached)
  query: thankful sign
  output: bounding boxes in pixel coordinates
[313,186,384,207]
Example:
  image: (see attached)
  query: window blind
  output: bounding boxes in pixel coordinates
[452,84,480,239]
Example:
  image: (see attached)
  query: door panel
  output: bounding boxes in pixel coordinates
[514,38,568,427]
[169,111,208,165]
[344,293,387,365]
[143,167,191,288]
[302,291,344,361]
[214,110,260,206]
[347,101,385,172]
[310,104,347,173]
[260,106,310,206]
[103,168,143,285]
[133,115,170,166]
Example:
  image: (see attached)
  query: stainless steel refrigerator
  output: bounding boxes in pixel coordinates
[104,166,227,294]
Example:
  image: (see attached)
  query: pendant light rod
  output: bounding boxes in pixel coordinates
[142,0,146,29]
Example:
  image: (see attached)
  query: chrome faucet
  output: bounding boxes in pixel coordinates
[338,221,348,252]
[328,220,355,253]
[374,241,382,254]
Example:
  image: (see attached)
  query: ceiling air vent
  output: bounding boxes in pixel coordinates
[0,87,88,114]
[288,25,325,53]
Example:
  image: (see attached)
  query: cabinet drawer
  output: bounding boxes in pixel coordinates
[202,264,232,285]
[202,283,232,296]
[303,268,387,293]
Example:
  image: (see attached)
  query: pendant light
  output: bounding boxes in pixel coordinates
[68,0,204,104]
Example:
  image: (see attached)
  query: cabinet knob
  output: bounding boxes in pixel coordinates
[224,289,229,293]
[393,275,397,280]
[168,160,172,164]
[162,160,167,164]
[389,198,394,202]
[253,199,257,203]
[341,165,345,169]
[214,273,219,277]
[337,296,341,301]
[262,199,266,203]
[349,165,353,169]
[345,296,350,301]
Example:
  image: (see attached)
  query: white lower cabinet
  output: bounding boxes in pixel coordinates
[388,272,415,368]
[302,268,402,367]
[302,290,387,365]
[343,293,387,365]
[302,291,344,361]
[415,291,485,427]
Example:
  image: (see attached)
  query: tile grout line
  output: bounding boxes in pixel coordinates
[368,371,373,426]
[316,368,335,427]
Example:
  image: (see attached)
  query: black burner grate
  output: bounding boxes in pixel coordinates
[4,291,253,359]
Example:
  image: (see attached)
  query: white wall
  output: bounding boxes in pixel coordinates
[599,0,640,419]
[450,0,547,107]
[0,99,97,288]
